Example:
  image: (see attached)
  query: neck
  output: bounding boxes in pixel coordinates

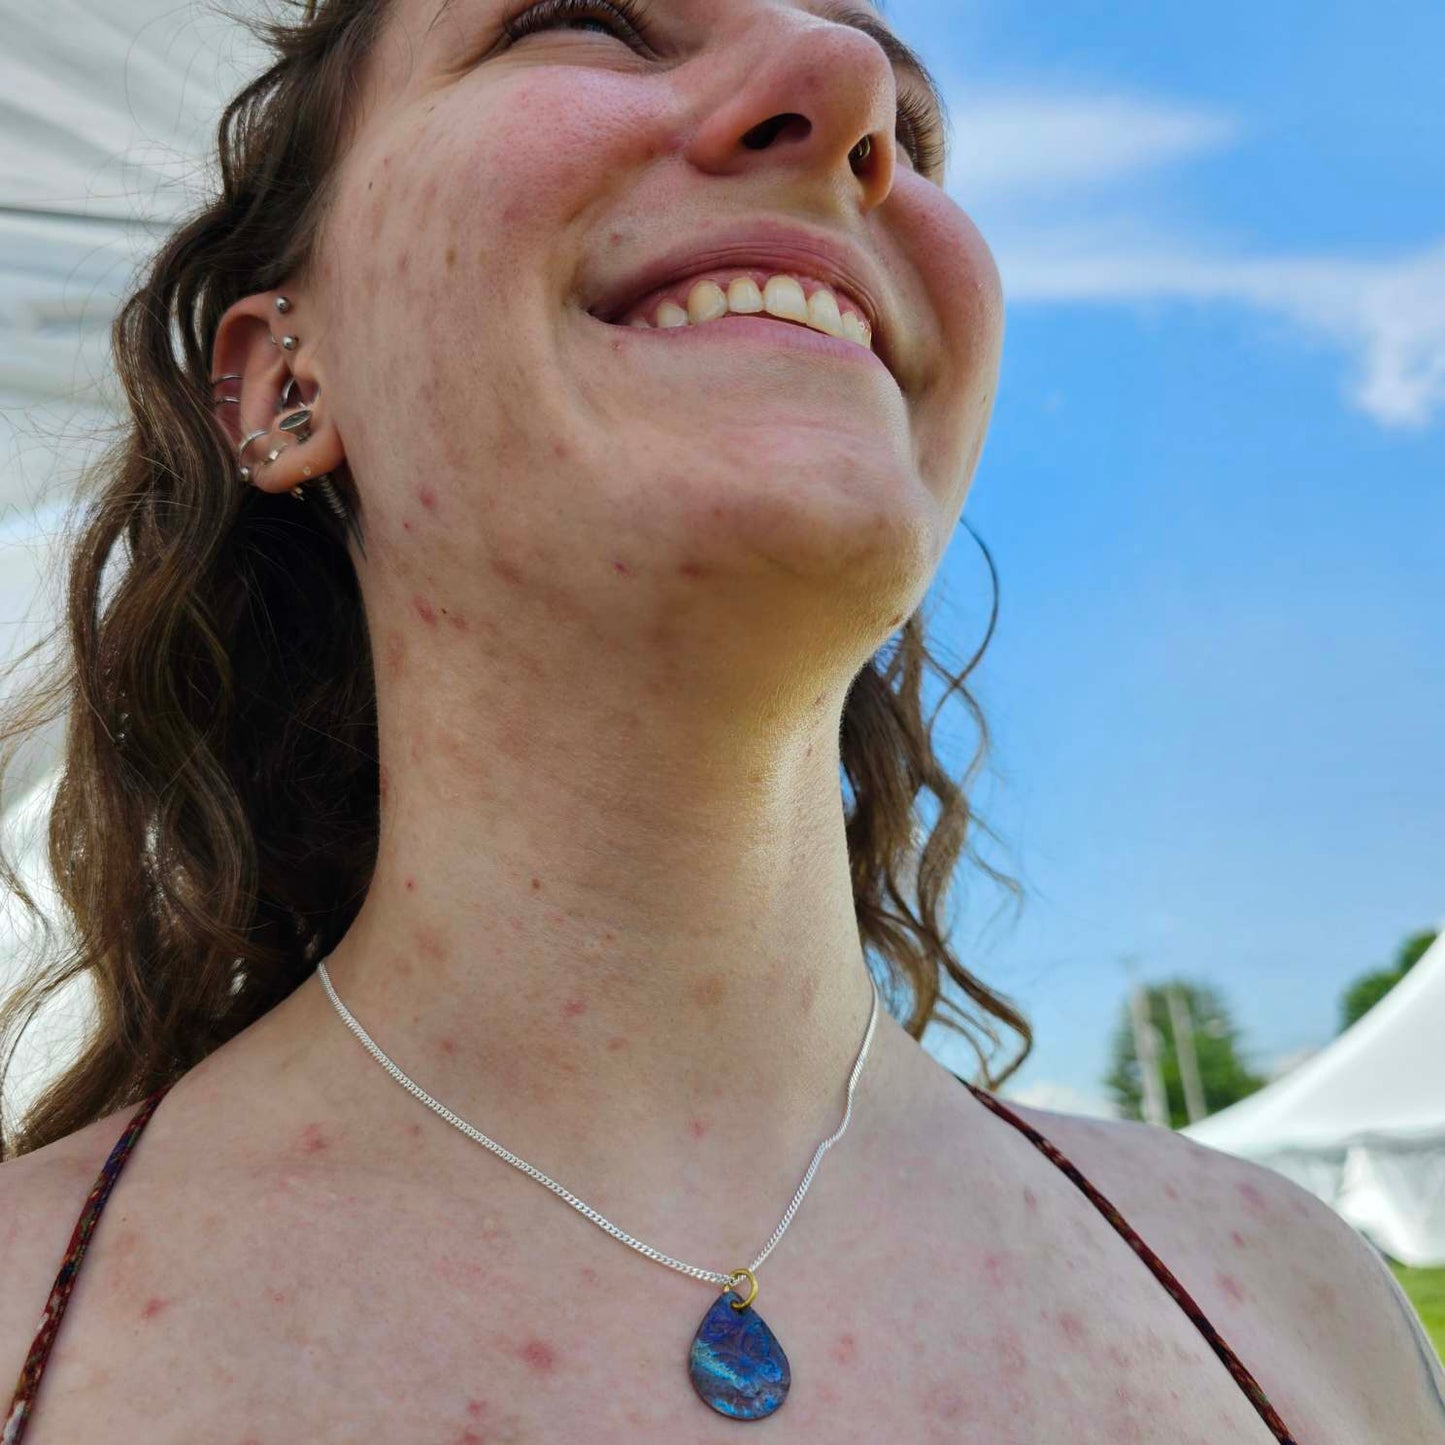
[310,595,890,1200]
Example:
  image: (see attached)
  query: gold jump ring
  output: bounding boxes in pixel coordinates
[725,1268,757,1311]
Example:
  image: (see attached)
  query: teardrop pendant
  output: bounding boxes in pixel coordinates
[687,1278,791,1421]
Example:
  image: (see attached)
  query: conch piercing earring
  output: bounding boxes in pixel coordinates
[278,408,312,444]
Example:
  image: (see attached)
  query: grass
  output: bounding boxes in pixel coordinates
[1390,1263,1445,1361]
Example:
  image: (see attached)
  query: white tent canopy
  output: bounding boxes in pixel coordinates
[1182,927,1445,1267]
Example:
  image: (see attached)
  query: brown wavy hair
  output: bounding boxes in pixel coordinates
[0,0,1029,1159]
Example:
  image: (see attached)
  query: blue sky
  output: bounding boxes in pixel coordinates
[900,1,1445,1112]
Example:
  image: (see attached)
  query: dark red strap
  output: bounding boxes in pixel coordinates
[4,1083,173,1443]
[963,1080,1299,1443]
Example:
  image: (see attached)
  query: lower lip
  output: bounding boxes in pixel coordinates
[594,312,897,385]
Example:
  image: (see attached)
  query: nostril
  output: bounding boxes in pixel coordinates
[740,114,810,151]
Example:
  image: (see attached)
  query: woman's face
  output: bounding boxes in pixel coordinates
[310,0,1003,667]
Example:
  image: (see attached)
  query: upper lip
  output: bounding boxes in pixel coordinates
[584,219,904,386]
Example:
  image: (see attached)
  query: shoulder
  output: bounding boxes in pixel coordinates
[0,1107,141,1398]
[1005,1100,1445,1442]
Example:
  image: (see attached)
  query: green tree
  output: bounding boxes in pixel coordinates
[1104,979,1267,1128]
[1338,928,1439,1034]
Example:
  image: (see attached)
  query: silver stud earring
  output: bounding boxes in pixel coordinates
[275,295,292,313]
[239,465,252,483]
[280,335,297,351]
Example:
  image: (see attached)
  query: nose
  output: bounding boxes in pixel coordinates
[684,8,902,213]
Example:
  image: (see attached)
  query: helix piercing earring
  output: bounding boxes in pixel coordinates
[238,428,269,461]
[275,295,292,313]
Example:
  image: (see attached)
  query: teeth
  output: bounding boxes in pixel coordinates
[727,277,764,314]
[806,287,845,338]
[617,273,875,353]
[763,275,809,325]
[687,280,728,323]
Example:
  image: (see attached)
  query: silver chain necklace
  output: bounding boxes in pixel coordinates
[315,957,880,1423]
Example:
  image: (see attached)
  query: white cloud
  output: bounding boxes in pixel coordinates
[944,87,1445,429]
[946,91,1237,200]
[997,239,1445,430]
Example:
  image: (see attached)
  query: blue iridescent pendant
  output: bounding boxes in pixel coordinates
[687,1281,791,1421]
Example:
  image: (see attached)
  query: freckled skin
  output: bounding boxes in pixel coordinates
[283,0,1000,710]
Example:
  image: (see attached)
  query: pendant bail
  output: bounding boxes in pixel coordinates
[725,1267,758,1310]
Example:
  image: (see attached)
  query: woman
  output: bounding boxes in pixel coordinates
[0,0,1440,1438]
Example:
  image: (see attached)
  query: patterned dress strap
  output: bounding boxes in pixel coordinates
[3,1082,174,1445]
[962,1080,1299,1444]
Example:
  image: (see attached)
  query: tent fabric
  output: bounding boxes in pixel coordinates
[1182,928,1445,1266]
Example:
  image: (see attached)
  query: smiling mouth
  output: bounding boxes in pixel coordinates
[587,268,898,382]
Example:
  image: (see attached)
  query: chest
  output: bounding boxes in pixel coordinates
[19,1166,1323,1444]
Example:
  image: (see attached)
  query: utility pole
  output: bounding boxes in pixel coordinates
[1166,984,1208,1124]
[1123,956,1169,1128]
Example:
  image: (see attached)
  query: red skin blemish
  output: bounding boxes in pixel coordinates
[981,1252,1009,1289]
[518,1338,557,1372]
[606,1035,629,1051]
[402,518,414,531]
[678,562,708,578]
[688,1118,707,1140]
[438,1037,457,1056]
[1057,1309,1087,1343]
[562,997,586,1018]
[140,1297,170,1319]
[466,1399,487,1418]
[1216,1270,1248,1305]
[1238,1179,1271,1216]
[418,485,438,511]
[457,1433,485,1444]
[831,1333,856,1364]
[530,877,542,890]
[1230,1229,1248,1248]
[299,1123,327,1153]
[447,612,468,630]
[613,561,631,575]
[413,594,438,624]
[407,1122,423,1137]
[416,924,448,960]
[270,1289,288,1305]
[404,876,417,891]
[580,1267,598,1286]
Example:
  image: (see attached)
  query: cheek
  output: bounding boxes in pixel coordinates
[316,72,671,465]
[905,194,1005,507]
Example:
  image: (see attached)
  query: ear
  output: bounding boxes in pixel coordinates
[208,289,347,498]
